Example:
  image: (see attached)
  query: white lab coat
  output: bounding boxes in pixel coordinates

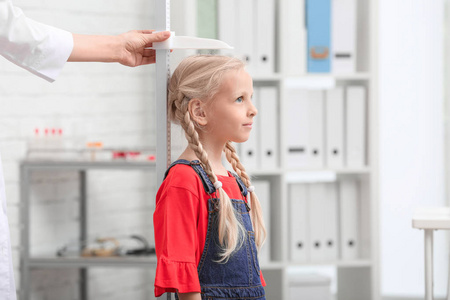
[0,1,74,299]
[0,154,16,300]
[0,0,73,82]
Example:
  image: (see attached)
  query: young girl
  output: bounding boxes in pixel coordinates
[153,55,267,300]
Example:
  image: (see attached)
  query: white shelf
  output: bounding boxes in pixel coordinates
[253,73,372,84]
[335,260,373,268]
[332,73,372,80]
[285,73,371,80]
[284,259,373,269]
[252,73,284,82]
[247,169,283,176]
[283,73,372,89]
[247,168,371,179]
[260,260,373,275]
[285,170,337,183]
[260,262,285,270]
[284,167,371,174]
[28,256,157,269]
[21,159,156,171]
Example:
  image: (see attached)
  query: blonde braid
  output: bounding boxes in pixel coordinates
[224,142,267,250]
[224,142,251,184]
[173,91,214,179]
[177,104,245,262]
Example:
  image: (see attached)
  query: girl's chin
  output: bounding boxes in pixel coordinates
[232,137,250,144]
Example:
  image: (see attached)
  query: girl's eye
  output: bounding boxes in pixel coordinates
[236,97,243,103]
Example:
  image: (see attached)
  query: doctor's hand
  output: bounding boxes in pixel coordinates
[117,30,171,66]
[69,30,171,66]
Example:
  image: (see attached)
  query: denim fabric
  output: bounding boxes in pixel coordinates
[167,160,265,300]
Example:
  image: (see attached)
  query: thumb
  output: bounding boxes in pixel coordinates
[144,31,171,44]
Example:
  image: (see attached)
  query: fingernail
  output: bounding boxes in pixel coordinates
[163,31,170,38]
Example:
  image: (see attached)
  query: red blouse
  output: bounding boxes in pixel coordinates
[153,164,265,297]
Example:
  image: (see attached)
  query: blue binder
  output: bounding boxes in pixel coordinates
[306,0,331,73]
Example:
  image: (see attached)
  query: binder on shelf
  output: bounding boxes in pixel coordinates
[284,77,336,90]
[306,0,331,73]
[197,0,217,39]
[259,86,279,170]
[218,0,276,75]
[307,91,325,168]
[332,0,357,73]
[345,86,366,167]
[288,273,332,300]
[283,0,307,75]
[285,89,309,168]
[237,0,255,73]
[308,183,326,262]
[253,180,271,265]
[339,179,360,260]
[217,0,237,57]
[325,88,344,169]
[289,184,309,262]
[285,89,324,169]
[240,88,259,169]
[255,0,275,74]
[322,182,338,261]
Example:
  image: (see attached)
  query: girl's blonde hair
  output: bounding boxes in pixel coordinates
[168,55,266,262]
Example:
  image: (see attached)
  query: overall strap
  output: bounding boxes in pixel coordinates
[163,159,190,179]
[164,159,215,194]
[164,160,249,197]
[230,173,249,198]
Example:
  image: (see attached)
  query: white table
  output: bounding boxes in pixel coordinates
[412,207,450,300]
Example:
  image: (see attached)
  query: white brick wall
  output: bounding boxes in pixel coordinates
[0,0,159,299]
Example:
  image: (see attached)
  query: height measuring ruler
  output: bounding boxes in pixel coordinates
[155,0,171,188]
[154,1,171,296]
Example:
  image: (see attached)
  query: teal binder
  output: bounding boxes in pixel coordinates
[306,0,331,73]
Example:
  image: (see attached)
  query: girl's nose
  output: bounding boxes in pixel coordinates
[249,101,258,117]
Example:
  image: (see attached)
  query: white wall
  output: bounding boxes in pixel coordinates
[0,0,159,299]
[379,0,447,298]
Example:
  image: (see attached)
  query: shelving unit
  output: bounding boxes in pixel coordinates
[19,160,156,300]
[190,0,380,299]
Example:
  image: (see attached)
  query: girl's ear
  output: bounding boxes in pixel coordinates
[188,98,208,126]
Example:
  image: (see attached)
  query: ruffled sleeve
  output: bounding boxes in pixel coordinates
[154,257,200,296]
[153,171,203,297]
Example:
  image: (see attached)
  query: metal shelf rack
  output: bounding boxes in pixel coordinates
[20,159,156,300]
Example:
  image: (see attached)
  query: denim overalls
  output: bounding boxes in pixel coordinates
[165,160,266,300]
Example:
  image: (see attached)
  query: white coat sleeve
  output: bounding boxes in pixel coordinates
[0,153,16,300]
[0,0,74,82]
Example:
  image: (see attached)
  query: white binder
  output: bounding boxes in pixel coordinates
[240,88,259,170]
[345,86,366,167]
[289,184,309,262]
[217,0,237,57]
[339,179,360,260]
[308,91,325,169]
[308,183,326,262]
[237,0,255,73]
[325,88,344,169]
[255,0,275,74]
[332,0,357,73]
[283,0,306,75]
[323,182,338,261]
[285,89,309,168]
[253,180,271,265]
[259,86,279,169]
